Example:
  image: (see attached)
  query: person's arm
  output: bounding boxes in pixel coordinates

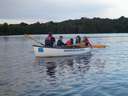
[87,38,92,48]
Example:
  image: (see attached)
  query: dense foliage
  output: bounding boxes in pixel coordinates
[0,16,128,35]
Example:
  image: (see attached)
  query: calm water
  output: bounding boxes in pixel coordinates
[1,34,128,96]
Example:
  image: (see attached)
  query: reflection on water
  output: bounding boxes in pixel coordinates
[31,52,108,96]
[1,35,128,96]
[33,52,92,79]
[46,62,57,78]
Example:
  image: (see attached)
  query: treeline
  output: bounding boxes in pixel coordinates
[0,16,128,35]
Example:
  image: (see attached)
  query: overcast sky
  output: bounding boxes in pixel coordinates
[0,0,128,23]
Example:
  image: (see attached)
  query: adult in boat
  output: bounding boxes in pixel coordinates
[66,38,74,46]
[57,36,65,47]
[75,35,81,44]
[83,36,92,48]
[45,33,56,47]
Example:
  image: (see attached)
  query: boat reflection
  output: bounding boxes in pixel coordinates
[46,61,57,78]
[74,52,92,73]
[33,52,93,78]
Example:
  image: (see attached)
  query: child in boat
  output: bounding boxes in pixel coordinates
[75,35,81,44]
[45,33,56,47]
[57,36,65,47]
[83,36,92,47]
[66,38,74,46]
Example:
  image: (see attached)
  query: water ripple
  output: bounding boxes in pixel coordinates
[1,35,128,96]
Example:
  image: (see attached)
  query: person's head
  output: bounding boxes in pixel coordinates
[48,32,52,37]
[59,36,63,40]
[77,35,80,38]
[70,38,73,42]
[83,36,88,41]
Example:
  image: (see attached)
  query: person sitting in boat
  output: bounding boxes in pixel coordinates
[45,33,56,47]
[45,37,50,47]
[83,36,92,47]
[57,36,65,47]
[66,38,74,46]
[75,35,81,44]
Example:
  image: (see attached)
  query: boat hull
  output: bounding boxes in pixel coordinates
[33,45,91,57]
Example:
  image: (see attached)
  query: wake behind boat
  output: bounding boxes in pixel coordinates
[33,45,91,57]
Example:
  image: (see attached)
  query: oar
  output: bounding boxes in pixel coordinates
[92,44,107,48]
[78,42,107,48]
[88,41,107,48]
[85,38,107,48]
[25,34,44,46]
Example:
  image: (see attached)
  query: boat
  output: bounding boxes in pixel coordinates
[33,45,91,57]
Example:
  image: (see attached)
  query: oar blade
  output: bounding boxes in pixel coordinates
[92,44,107,48]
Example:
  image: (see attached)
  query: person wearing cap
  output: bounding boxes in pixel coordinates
[57,36,65,47]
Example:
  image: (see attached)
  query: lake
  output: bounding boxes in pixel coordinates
[1,33,128,96]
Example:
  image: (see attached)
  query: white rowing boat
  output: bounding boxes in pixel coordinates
[33,45,91,57]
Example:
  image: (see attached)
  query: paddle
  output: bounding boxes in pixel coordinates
[77,42,107,48]
[25,34,44,46]
[88,42,107,48]
[92,44,107,48]
[84,37,107,48]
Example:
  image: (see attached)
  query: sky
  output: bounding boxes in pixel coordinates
[0,0,128,24]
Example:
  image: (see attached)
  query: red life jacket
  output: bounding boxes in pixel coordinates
[66,40,72,45]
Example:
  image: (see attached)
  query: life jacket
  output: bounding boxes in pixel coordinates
[48,36,52,41]
[57,40,65,47]
[83,38,91,46]
[66,40,72,45]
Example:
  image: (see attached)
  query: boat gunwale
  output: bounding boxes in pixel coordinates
[32,45,90,49]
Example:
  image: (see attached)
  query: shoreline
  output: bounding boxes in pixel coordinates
[1,33,128,38]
